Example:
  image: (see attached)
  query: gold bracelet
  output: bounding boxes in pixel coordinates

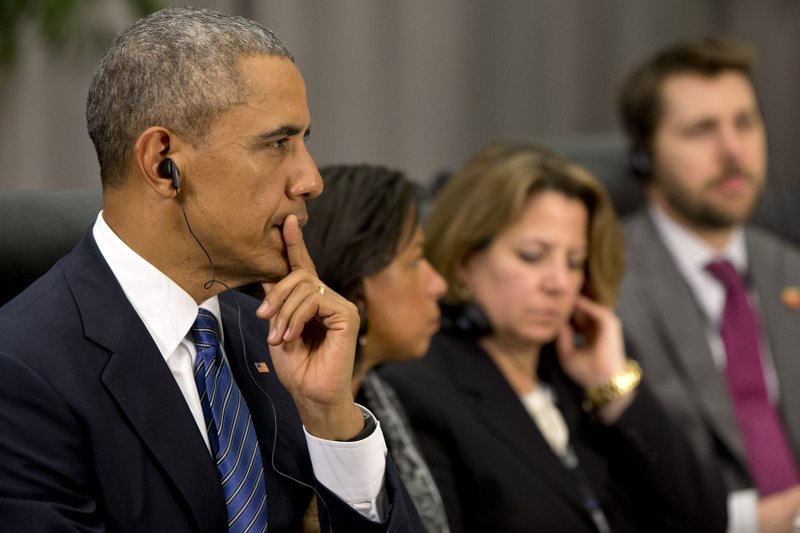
[582,359,643,412]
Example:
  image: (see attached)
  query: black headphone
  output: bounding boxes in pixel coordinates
[159,158,181,192]
[624,120,652,181]
[627,144,651,181]
[440,301,493,340]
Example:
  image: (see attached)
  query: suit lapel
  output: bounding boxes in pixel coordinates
[65,234,226,531]
[627,214,748,464]
[449,339,589,513]
[746,228,800,458]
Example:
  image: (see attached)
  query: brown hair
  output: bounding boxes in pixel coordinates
[426,141,624,307]
[618,37,756,154]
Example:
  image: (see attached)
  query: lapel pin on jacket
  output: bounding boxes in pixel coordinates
[254,361,270,373]
[780,286,800,310]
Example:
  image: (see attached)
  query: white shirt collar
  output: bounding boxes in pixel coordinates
[92,211,222,362]
[648,203,749,327]
[649,203,748,277]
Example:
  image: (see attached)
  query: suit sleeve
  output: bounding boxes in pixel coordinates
[0,352,104,532]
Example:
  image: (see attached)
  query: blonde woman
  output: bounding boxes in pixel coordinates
[380,141,727,532]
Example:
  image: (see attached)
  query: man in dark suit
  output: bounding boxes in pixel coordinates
[617,38,800,533]
[0,7,422,532]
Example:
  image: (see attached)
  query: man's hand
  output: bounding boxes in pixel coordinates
[256,214,363,441]
[758,485,800,533]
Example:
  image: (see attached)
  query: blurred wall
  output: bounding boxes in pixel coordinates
[1,0,798,236]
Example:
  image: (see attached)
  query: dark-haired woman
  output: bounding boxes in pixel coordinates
[302,164,449,533]
[380,142,728,532]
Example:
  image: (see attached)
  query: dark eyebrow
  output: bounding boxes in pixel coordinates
[683,117,717,130]
[254,124,311,144]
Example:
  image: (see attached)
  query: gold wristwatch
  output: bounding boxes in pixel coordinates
[582,359,643,412]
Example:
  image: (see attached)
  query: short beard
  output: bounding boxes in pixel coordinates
[658,164,762,231]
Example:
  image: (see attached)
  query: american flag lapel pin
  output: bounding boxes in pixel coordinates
[254,361,270,373]
[781,286,800,310]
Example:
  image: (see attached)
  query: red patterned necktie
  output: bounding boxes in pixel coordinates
[706,260,799,496]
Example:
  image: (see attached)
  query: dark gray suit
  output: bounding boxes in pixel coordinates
[618,210,800,491]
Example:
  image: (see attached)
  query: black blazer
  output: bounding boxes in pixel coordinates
[380,331,728,533]
[0,233,422,532]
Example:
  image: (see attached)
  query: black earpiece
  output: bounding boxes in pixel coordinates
[627,145,651,181]
[440,302,493,340]
[624,122,652,182]
[159,158,181,192]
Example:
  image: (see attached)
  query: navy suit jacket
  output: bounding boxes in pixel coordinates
[0,232,422,532]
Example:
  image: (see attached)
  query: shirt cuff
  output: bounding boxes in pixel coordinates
[304,405,388,521]
[727,488,758,533]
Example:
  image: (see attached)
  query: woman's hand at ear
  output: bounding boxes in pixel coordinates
[556,295,636,423]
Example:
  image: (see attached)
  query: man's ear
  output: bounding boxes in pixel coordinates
[134,126,182,199]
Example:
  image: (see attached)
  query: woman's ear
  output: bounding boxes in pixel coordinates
[455,263,473,301]
[354,298,370,357]
[353,288,369,338]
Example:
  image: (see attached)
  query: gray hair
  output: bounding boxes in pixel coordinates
[86,6,293,187]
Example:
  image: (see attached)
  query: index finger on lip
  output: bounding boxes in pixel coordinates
[282,214,317,275]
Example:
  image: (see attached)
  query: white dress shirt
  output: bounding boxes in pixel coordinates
[92,212,386,521]
[650,204,780,533]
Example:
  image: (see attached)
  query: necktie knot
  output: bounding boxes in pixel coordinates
[192,308,221,353]
[705,259,746,293]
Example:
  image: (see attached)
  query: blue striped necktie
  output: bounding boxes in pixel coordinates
[192,308,269,532]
